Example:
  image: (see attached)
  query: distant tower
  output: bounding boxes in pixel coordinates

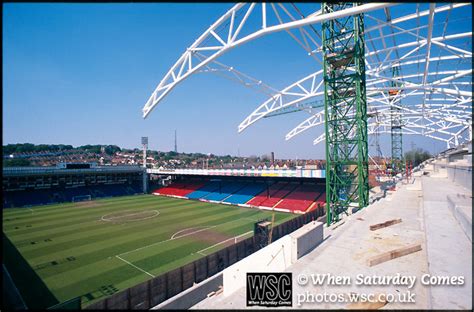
[271,152,275,166]
[174,130,178,153]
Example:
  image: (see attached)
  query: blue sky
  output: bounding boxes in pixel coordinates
[3,3,472,159]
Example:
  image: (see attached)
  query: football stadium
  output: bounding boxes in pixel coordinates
[3,2,472,310]
[3,165,325,309]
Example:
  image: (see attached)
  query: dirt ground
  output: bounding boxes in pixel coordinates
[191,229,234,246]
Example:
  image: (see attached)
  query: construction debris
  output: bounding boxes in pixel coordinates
[366,243,422,267]
[370,218,402,231]
[206,291,216,298]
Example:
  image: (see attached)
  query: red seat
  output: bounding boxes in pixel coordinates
[153,181,205,197]
[247,182,287,206]
[258,184,299,208]
[275,185,324,213]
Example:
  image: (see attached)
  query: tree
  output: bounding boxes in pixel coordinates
[404,148,432,167]
[78,145,102,154]
[104,145,121,155]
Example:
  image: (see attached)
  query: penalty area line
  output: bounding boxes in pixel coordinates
[118,226,218,257]
[170,226,217,240]
[196,230,253,255]
[115,255,155,278]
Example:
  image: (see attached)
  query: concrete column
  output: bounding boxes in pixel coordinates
[142,172,148,194]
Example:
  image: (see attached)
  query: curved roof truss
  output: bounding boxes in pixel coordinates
[142,2,472,149]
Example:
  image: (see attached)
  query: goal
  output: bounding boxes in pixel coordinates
[72,195,92,203]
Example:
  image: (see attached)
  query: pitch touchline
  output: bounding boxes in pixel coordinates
[115,255,155,278]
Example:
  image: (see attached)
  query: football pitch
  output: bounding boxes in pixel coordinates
[2,194,296,308]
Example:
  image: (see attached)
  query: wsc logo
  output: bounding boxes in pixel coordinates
[246,272,292,307]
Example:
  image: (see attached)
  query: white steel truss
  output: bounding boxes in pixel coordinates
[142,3,472,149]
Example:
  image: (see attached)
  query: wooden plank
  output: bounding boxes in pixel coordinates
[369,218,402,231]
[367,243,422,267]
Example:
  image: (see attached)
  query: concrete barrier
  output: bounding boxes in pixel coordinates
[152,272,223,310]
[290,221,324,263]
[222,221,323,297]
[447,164,472,191]
[447,194,472,242]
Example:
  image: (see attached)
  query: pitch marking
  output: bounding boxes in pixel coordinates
[117,215,258,257]
[196,230,253,255]
[170,226,216,240]
[115,255,155,278]
[101,210,159,222]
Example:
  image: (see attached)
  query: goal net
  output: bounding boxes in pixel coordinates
[72,195,92,203]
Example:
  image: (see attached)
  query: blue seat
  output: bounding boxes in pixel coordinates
[187,182,220,199]
[224,183,267,204]
[202,182,246,201]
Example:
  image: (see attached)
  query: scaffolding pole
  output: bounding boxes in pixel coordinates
[323,3,369,225]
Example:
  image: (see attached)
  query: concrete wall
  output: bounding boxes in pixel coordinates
[223,235,292,296]
[152,273,222,310]
[223,221,323,297]
[432,162,448,177]
[447,165,472,190]
[290,221,324,263]
[447,195,472,242]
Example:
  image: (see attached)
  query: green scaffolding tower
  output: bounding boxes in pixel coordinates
[390,64,404,174]
[322,3,369,225]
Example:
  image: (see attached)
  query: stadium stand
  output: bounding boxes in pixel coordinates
[3,190,52,208]
[258,183,299,208]
[152,181,205,197]
[3,165,144,208]
[151,178,326,214]
[247,182,287,206]
[312,192,326,211]
[275,184,324,213]
[3,183,142,208]
[186,181,221,199]
[203,181,246,202]
[224,182,267,205]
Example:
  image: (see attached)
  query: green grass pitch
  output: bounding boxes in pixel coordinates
[2,194,296,308]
